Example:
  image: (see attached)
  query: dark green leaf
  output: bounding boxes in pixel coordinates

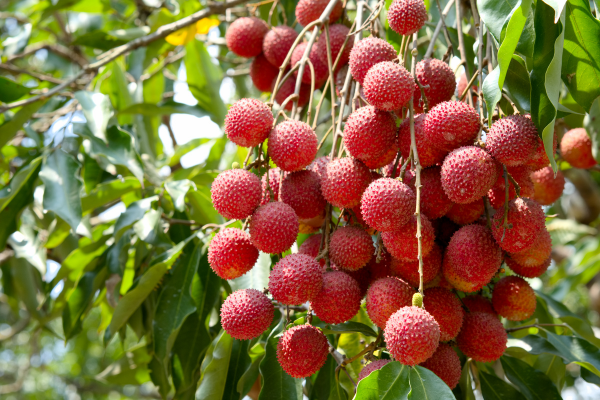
[533,353,566,391]
[8,229,46,275]
[149,355,171,399]
[187,186,221,227]
[229,251,271,292]
[581,366,600,386]
[236,343,265,398]
[114,196,158,239]
[409,366,456,400]
[165,179,194,212]
[196,330,234,400]
[81,177,141,214]
[74,91,111,141]
[133,209,172,247]
[459,359,476,400]
[500,356,562,400]
[312,356,347,400]
[72,30,128,50]
[0,76,30,102]
[63,270,105,340]
[52,236,109,284]
[0,100,45,149]
[222,339,252,400]
[290,316,378,338]
[585,96,600,162]
[354,361,410,399]
[45,218,72,249]
[504,55,531,113]
[9,257,43,319]
[479,371,526,400]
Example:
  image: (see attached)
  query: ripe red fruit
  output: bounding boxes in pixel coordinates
[492,276,536,321]
[295,0,344,26]
[269,120,318,172]
[420,344,462,389]
[221,289,274,340]
[274,78,310,110]
[208,228,259,280]
[277,324,329,378]
[361,178,415,232]
[446,198,485,225]
[311,271,362,323]
[391,243,442,288]
[280,170,326,219]
[349,37,397,84]
[462,294,497,316]
[491,197,546,253]
[329,226,374,271]
[321,158,373,208]
[308,156,330,180]
[444,225,503,292]
[413,59,456,112]
[423,101,480,151]
[335,264,372,297]
[260,167,282,205]
[398,114,447,168]
[366,277,414,329]
[531,166,565,205]
[385,306,441,366]
[225,98,274,148]
[560,128,597,169]
[527,133,557,171]
[486,115,539,166]
[363,61,414,111]
[381,215,435,261]
[441,146,498,204]
[225,17,269,58]
[316,24,353,66]
[343,106,398,162]
[249,202,299,253]
[457,312,507,362]
[363,144,399,170]
[268,253,323,304]
[299,233,323,263]
[487,165,535,209]
[367,250,395,282]
[413,167,453,219]
[291,42,328,87]
[506,256,551,278]
[387,0,427,35]
[423,287,464,341]
[359,359,391,381]
[250,53,279,92]
[509,228,552,268]
[263,26,299,67]
[211,169,262,220]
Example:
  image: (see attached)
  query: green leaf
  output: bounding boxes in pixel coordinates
[354,361,410,399]
[45,218,72,249]
[165,179,194,212]
[222,339,252,400]
[312,356,348,400]
[236,343,266,399]
[40,150,82,232]
[196,330,234,400]
[72,30,128,50]
[114,196,158,239]
[458,359,476,400]
[479,371,527,400]
[409,366,456,400]
[446,28,476,79]
[0,100,45,149]
[191,246,222,322]
[585,96,600,162]
[229,251,271,292]
[74,91,112,141]
[81,177,141,214]
[9,257,43,319]
[133,209,172,247]
[149,355,171,399]
[187,186,221,226]
[504,55,531,113]
[63,269,104,340]
[500,356,562,400]
[533,353,566,391]
[8,230,46,275]
[169,138,212,167]
[0,76,30,102]
[290,316,378,338]
[118,101,210,119]
[52,236,109,284]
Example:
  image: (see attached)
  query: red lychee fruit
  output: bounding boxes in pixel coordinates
[211,169,262,220]
[329,226,374,271]
[491,197,546,253]
[462,294,497,316]
[268,253,323,305]
[398,114,447,168]
[250,53,279,92]
[531,167,565,205]
[527,133,557,171]
[335,264,372,297]
[208,228,259,280]
[225,17,269,58]
[298,233,323,261]
[307,156,330,180]
[359,359,391,381]
[390,243,442,288]
[291,42,328,87]
[343,105,398,162]
[457,312,507,362]
[366,277,414,329]
[311,271,362,324]
[492,276,536,321]
[361,178,415,232]
[560,128,597,169]
[225,98,274,148]
[367,250,395,282]
[274,77,310,110]
[269,120,318,172]
[249,202,299,253]
[441,146,498,204]
[295,0,344,27]
[385,306,441,366]
[280,170,326,219]
[486,115,539,166]
[321,157,373,208]
[263,26,299,67]
[349,37,397,84]
[381,215,435,261]
[277,324,329,378]
[387,0,427,36]
[487,165,535,209]
[509,228,552,268]
[446,198,485,225]
[444,224,503,292]
[363,61,414,111]
[413,167,453,219]
[363,144,399,170]
[221,289,274,340]
[457,72,477,101]
[420,344,462,389]
[413,59,456,112]
[316,24,353,66]
[505,256,551,278]
[423,101,480,151]
[260,167,282,205]
[423,287,464,341]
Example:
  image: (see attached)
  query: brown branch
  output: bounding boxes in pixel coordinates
[459,72,479,102]
[425,0,455,58]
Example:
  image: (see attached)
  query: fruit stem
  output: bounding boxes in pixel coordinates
[390,151,403,178]
[507,171,521,197]
[425,0,455,59]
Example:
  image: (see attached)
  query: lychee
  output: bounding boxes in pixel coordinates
[349,37,397,84]
[457,72,477,101]
[277,324,329,378]
[343,105,398,162]
[291,42,328,87]
[423,101,480,151]
[263,26,299,67]
[316,24,353,66]
[311,271,362,324]
[298,233,323,261]
[457,312,507,362]
[307,156,330,180]
[208,228,259,280]
[225,17,269,58]
[274,77,310,110]
[250,53,279,92]
[321,157,373,208]
[225,98,274,148]
[527,133,557,171]
[269,120,318,172]
[487,165,535,209]
[211,169,262,220]
[505,256,551,278]
[560,128,597,169]
[363,61,414,111]
[398,114,447,168]
[367,250,395,282]
[413,59,456,112]
[361,178,415,232]
[329,225,374,271]
[420,344,462,389]
[491,197,546,253]
[441,146,498,204]
[363,144,399,170]
[268,253,323,304]
[366,277,414,329]
[486,115,539,166]
[492,276,536,321]
[261,167,282,205]
[334,263,372,297]
[446,198,485,225]
[221,289,274,340]
[359,359,391,381]
[295,0,344,27]
[531,166,565,205]
[509,228,552,268]
[249,202,299,253]
[280,170,326,219]
[381,215,435,261]
[423,287,464,341]
[413,167,453,219]
[390,243,442,288]
[462,294,497,316]
[387,0,427,36]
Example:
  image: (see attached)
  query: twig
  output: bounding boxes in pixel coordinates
[415,81,430,113]
[470,0,485,128]
[424,0,455,58]
[502,93,519,114]
[507,171,521,197]
[459,72,479,102]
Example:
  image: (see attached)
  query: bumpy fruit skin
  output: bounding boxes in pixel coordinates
[329,226,374,271]
[423,287,464,341]
[363,144,399,169]
[295,0,343,26]
[462,295,497,316]
[343,106,398,162]
[249,202,299,253]
[444,225,503,292]
[487,165,535,209]
[274,78,310,110]
[446,198,484,225]
[491,197,546,253]
[281,170,326,219]
[414,167,453,219]
[308,156,330,180]
[361,178,415,232]
[527,133,557,170]
[390,244,442,288]
[420,344,462,389]
[225,98,274,148]
[291,42,328,87]
[211,169,262,220]
[457,312,507,362]
[221,289,274,340]
[366,277,414,329]
[311,271,362,323]
[506,256,551,278]
[388,0,427,35]
[299,234,323,262]
[399,114,447,168]
[423,101,480,151]
[263,26,298,67]
[363,62,414,111]
[560,128,597,169]
[261,167,282,205]
[367,251,395,282]
[441,146,498,204]
[509,228,552,268]
[321,158,373,208]
[531,167,565,205]
[385,306,441,366]
[349,37,397,84]
[492,276,536,321]
[269,120,318,172]
[225,17,269,58]
[359,359,391,381]
[338,265,372,297]
[269,253,323,304]
[250,53,279,92]
[208,228,259,280]
[382,215,435,261]
[277,325,329,378]
[413,59,456,112]
[316,24,353,66]
[486,115,539,166]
